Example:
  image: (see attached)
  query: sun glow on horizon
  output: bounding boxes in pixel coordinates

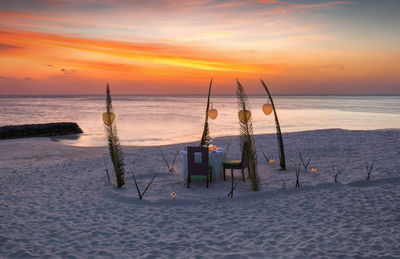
[0,0,399,94]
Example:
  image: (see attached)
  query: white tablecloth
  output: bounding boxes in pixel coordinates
[181,148,226,180]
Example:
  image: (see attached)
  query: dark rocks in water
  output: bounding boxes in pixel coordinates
[0,122,83,140]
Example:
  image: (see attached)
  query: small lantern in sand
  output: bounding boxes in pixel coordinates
[262,103,273,115]
[170,192,177,199]
[311,167,317,173]
[238,110,251,124]
[269,158,275,164]
[208,108,218,120]
[102,112,115,126]
[282,182,287,189]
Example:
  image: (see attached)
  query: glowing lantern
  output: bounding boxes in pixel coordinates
[238,110,251,124]
[208,109,218,120]
[269,158,275,164]
[102,112,115,126]
[171,192,177,199]
[311,167,317,173]
[262,103,273,115]
[213,145,216,151]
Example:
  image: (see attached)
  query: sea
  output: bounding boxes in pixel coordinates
[1,95,399,146]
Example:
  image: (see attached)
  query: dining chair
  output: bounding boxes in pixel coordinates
[223,142,250,181]
[187,146,213,188]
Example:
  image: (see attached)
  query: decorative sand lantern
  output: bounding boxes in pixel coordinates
[171,192,177,199]
[238,110,251,124]
[269,158,275,164]
[311,167,317,173]
[102,112,115,126]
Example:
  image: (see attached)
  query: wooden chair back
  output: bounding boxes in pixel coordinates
[187,146,209,175]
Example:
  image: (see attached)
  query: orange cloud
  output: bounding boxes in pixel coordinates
[0,27,284,86]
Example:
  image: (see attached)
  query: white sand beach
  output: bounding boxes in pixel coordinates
[1,128,399,258]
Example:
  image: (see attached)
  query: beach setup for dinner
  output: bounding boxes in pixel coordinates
[2,0,400,257]
[103,79,285,195]
[1,87,399,258]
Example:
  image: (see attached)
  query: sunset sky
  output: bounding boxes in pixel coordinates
[0,0,399,94]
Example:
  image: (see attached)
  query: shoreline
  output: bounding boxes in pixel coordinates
[1,127,398,148]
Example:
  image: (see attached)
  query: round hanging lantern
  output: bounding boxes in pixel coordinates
[170,192,177,199]
[208,108,218,120]
[262,103,273,115]
[102,112,115,126]
[238,110,251,124]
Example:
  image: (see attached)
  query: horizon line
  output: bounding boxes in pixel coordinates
[1,93,400,97]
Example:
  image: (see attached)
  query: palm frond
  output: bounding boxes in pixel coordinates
[236,79,260,191]
[260,79,286,170]
[200,79,213,146]
[104,84,125,187]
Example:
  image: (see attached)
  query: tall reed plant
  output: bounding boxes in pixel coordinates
[104,84,125,188]
[236,80,260,191]
[200,79,213,146]
[260,80,286,170]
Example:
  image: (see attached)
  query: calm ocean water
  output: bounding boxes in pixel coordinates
[1,95,399,146]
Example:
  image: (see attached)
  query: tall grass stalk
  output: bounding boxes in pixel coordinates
[236,79,260,191]
[104,84,125,188]
[260,80,286,170]
[200,79,213,146]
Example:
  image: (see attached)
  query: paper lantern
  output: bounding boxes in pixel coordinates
[171,192,176,199]
[311,167,317,172]
[208,109,218,120]
[238,110,251,124]
[102,112,115,126]
[262,103,273,115]
[213,145,216,151]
